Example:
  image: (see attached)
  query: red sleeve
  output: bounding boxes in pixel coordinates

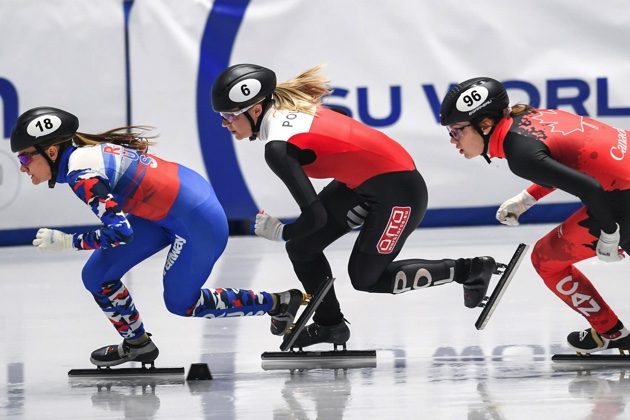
[526,184,555,201]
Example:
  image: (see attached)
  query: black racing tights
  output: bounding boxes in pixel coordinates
[285,171,467,326]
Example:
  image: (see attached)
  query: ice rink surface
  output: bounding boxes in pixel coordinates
[3,223,630,420]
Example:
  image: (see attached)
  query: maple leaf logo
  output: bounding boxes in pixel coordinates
[529,109,598,135]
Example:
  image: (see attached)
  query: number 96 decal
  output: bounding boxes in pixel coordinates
[456,86,489,112]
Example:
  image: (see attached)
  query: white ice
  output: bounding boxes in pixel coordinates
[2,224,630,420]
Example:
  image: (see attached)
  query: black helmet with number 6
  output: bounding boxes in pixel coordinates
[10,106,79,152]
[211,64,277,112]
[439,77,509,126]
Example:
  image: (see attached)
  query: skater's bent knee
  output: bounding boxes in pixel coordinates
[163,298,192,317]
[81,267,106,293]
[349,276,378,292]
[530,240,558,276]
[286,239,323,261]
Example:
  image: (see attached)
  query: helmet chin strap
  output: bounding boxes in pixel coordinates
[33,144,59,188]
[245,96,273,141]
[35,142,69,188]
[472,124,492,164]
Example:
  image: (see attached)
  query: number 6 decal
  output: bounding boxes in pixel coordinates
[229,78,261,103]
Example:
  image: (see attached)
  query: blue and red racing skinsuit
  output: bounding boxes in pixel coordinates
[489,108,630,334]
[56,143,274,340]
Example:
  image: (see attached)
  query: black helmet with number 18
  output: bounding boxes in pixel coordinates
[10,106,78,152]
[10,106,79,188]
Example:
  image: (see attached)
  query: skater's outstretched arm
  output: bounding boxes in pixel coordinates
[263,140,327,241]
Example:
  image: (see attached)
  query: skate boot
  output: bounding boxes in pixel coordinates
[269,289,306,336]
[462,256,496,308]
[90,334,159,367]
[567,326,630,354]
[291,319,350,349]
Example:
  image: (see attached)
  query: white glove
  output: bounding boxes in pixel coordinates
[596,224,624,262]
[254,211,285,241]
[496,190,537,226]
[32,228,74,251]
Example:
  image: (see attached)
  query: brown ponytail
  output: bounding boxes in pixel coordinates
[73,126,157,153]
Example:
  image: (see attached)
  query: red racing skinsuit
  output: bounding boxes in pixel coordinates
[489,108,630,333]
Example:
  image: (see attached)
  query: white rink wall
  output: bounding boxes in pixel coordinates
[1,0,629,244]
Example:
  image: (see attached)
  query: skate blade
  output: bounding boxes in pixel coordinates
[475,243,529,330]
[281,277,337,352]
[261,349,376,370]
[552,353,630,370]
[68,366,185,378]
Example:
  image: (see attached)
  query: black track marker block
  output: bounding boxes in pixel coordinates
[186,363,213,381]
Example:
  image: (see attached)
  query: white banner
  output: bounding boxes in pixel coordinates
[1,0,629,243]
[0,0,127,229]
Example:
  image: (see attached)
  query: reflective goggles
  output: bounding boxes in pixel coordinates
[219,102,258,123]
[446,123,471,140]
[17,150,41,166]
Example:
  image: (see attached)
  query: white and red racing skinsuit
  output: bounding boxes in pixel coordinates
[258,106,474,326]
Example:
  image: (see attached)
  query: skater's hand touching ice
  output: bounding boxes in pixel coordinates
[496,190,536,226]
[255,211,285,241]
[32,228,74,251]
[596,224,625,262]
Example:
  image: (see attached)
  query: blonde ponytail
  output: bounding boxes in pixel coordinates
[273,65,332,114]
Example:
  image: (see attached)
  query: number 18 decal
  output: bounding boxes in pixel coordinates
[26,115,62,138]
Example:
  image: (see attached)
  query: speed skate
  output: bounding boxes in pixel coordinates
[68,361,184,378]
[261,276,376,370]
[552,351,630,368]
[474,243,529,330]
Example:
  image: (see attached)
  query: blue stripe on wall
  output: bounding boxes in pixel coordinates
[196,0,258,219]
[419,201,582,227]
[0,202,583,246]
[123,0,135,127]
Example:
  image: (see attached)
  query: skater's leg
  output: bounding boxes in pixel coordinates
[83,216,171,340]
[347,169,431,292]
[348,250,496,307]
[84,217,170,366]
[349,251,467,293]
[531,207,620,333]
[286,181,362,326]
[554,191,630,353]
[161,198,279,318]
[347,170,494,306]
[292,173,427,348]
[531,206,630,352]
